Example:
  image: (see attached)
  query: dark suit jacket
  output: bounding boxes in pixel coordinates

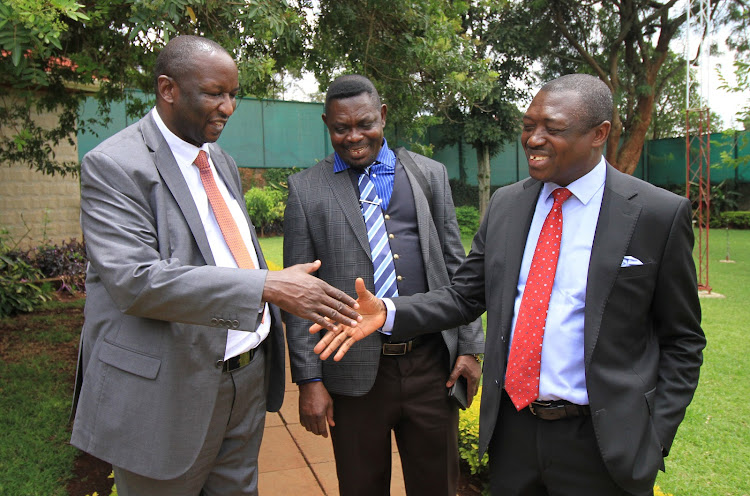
[283,151,484,396]
[389,164,705,494]
[70,112,285,479]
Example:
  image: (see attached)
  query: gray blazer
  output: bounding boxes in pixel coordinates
[70,113,285,479]
[283,151,484,396]
[389,164,705,494]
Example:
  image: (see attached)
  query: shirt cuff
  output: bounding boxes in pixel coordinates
[296,378,322,386]
[380,298,396,335]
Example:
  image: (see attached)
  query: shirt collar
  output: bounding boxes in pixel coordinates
[540,156,606,206]
[152,107,211,167]
[333,138,396,174]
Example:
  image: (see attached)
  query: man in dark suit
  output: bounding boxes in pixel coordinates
[283,74,484,496]
[312,74,705,496]
[71,35,359,496]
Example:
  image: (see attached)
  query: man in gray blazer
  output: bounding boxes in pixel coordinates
[284,75,484,496]
[313,74,705,496]
[70,35,359,496]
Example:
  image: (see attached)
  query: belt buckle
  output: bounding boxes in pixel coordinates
[528,400,552,417]
[382,342,408,356]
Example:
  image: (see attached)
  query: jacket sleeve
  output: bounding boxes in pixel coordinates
[650,198,705,454]
[433,161,484,355]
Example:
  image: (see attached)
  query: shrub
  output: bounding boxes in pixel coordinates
[27,239,87,293]
[455,206,480,238]
[450,179,479,208]
[721,211,750,229]
[458,386,490,482]
[0,229,52,317]
[244,187,286,236]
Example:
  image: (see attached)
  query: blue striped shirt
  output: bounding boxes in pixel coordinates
[333,138,397,211]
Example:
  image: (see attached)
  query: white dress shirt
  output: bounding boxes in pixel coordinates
[152,108,270,360]
[509,157,606,404]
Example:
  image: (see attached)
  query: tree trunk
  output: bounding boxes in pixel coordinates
[615,92,656,175]
[477,144,491,219]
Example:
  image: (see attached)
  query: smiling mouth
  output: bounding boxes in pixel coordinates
[348,145,369,157]
[529,155,548,162]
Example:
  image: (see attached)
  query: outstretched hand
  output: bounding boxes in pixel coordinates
[263,260,360,333]
[310,278,386,361]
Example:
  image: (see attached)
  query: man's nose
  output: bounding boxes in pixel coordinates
[219,94,236,116]
[525,128,545,147]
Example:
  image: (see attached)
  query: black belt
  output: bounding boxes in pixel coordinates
[217,348,258,373]
[381,335,427,356]
[528,400,591,420]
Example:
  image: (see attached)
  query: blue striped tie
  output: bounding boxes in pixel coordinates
[358,167,399,298]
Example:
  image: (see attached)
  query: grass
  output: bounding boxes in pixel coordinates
[0,233,746,495]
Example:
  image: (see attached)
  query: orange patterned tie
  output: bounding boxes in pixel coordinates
[505,187,573,411]
[194,150,256,270]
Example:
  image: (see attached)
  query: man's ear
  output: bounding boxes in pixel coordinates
[157,75,177,104]
[380,104,387,127]
[592,120,611,148]
[321,113,328,126]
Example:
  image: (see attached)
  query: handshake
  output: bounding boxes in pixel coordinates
[310,278,386,361]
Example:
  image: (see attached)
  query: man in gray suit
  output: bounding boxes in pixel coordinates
[70,35,359,496]
[284,74,484,496]
[313,74,705,496]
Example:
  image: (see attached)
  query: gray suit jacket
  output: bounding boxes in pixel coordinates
[70,112,285,479]
[389,164,705,494]
[284,151,484,395]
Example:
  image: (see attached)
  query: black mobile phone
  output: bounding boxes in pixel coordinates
[448,375,469,409]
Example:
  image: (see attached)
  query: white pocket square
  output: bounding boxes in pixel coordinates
[621,256,644,267]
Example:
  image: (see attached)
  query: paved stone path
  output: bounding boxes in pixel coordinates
[257,346,407,495]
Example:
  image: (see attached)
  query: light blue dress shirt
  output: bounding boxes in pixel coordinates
[509,157,606,404]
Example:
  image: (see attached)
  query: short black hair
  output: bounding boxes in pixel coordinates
[540,74,613,130]
[325,74,381,113]
[154,35,230,93]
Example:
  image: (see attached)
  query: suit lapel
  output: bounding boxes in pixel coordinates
[322,158,372,258]
[401,160,434,274]
[584,165,641,367]
[141,115,216,265]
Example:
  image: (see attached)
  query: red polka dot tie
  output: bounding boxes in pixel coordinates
[505,187,573,411]
[194,150,256,270]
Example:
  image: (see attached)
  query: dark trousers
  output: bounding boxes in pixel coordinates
[488,390,652,496]
[330,335,459,496]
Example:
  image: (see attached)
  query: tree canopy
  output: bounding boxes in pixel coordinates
[0,0,309,176]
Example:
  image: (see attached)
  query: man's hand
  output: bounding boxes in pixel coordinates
[264,260,361,333]
[298,381,335,438]
[446,355,482,408]
[310,278,386,361]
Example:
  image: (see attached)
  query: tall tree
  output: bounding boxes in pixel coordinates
[308,0,496,153]
[515,0,733,175]
[0,0,309,176]
[439,0,541,217]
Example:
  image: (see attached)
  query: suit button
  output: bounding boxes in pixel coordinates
[218,318,226,326]
[397,275,403,281]
[384,214,391,220]
[216,360,224,369]
[232,320,240,329]
[393,254,399,260]
[388,234,395,239]
[210,318,219,327]
[495,379,500,386]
